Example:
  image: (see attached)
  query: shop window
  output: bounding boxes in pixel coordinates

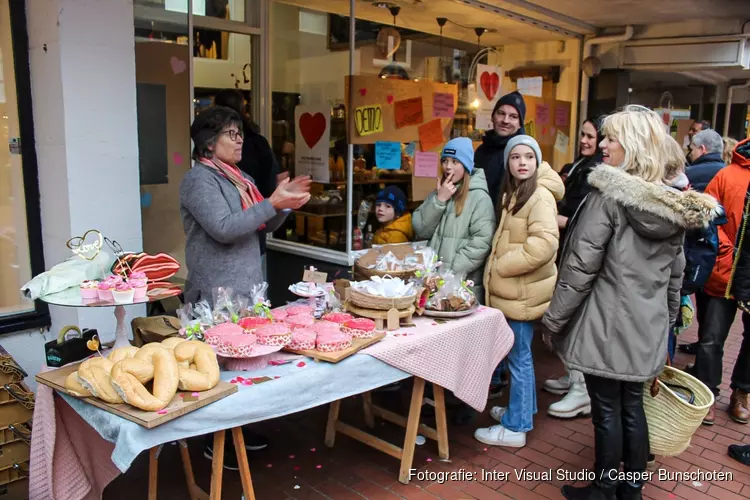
[137,0,248,24]
[268,1,474,258]
[0,0,49,333]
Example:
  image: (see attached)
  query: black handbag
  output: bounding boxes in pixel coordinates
[44,326,98,367]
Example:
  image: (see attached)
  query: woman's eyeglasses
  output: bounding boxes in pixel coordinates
[222,130,244,142]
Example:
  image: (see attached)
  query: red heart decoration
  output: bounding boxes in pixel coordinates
[387,95,394,104]
[359,88,367,96]
[480,71,500,101]
[299,113,326,149]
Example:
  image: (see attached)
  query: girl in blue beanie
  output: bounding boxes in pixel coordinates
[412,137,495,298]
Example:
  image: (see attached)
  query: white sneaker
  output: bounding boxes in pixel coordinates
[547,382,591,418]
[489,406,507,422]
[543,374,571,395]
[474,424,526,448]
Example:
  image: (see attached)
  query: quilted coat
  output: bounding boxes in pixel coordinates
[484,162,564,321]
[412,169,495,297]
[373,213,414,245]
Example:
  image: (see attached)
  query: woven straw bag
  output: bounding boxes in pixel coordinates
[643,357,714,456]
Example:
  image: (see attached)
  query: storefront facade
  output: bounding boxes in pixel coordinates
[2,0,749,383]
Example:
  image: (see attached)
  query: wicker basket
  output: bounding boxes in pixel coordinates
[349,288,417,311]
[353,262,417,281]
[643,364,714,457]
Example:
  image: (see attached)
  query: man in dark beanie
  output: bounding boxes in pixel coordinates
[475,90,526,209]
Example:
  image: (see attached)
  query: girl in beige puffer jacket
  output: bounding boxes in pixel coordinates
[475,135,564,449]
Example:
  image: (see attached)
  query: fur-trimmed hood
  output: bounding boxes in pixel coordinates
[588,164,719,238]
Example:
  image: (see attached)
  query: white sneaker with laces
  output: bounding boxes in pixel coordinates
[543,374,571,395]
[489,406,507,422]
[474,423,526,448]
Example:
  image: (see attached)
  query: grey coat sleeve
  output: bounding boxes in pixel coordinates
[180,173,277,245]
[542,193,615,335]
[412,192,447,240]
[668,247,686,327]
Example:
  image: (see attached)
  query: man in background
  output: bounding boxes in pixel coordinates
[686,129,726,192]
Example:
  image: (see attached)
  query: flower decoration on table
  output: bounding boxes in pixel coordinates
[250,282,273,320]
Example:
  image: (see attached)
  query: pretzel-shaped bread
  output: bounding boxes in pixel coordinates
[77,357,123,404]
[158,338,195,369]
[173,341,220,391]
[110,345,179,411]
[64,371,92,397]
[107,346,140,364]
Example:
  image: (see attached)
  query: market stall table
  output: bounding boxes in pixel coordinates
[30,307,512,498]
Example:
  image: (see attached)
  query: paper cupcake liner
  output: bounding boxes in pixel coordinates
[257,332,292,347]
[342,327,375,339]
[317,339,352,352]
[288,340,316,350]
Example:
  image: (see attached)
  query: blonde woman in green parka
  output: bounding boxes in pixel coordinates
[412,137,495,299]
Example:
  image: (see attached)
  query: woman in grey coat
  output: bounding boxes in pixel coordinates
[180,106,311,305]
[541,106,718,500]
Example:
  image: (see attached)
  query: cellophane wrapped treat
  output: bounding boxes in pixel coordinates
[249,282,273,320]
[425,269,476,312]
[212,287,237,324]
[177,302,206,341]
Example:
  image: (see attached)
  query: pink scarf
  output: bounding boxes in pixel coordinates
[198,157,266,230]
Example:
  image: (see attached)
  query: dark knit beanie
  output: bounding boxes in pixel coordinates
[491,91,527,124]
[376,186,407,216]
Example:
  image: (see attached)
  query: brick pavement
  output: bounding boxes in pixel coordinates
[103,316,750,499]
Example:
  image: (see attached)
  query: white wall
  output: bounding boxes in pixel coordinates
[18,0,145,387]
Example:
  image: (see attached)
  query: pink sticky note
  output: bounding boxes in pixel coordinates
[536,104,551,126]
[414,152,439,178]
[433,93,455,118]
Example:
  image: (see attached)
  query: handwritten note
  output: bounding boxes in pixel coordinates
[433,93,455,118]
[414,152,439,178]
[517,76,542,97]
[554,130,569,155]
[354,104,383,136]
[375,141,402,170]
[536,104,551,126]
[394,97,424,129]
[418,119,445,152]
[554,104,570,127]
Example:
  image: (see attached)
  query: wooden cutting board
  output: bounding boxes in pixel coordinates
[283,332,386,363]
[36,362,237,428]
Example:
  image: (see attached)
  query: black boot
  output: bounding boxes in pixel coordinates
[561,483,616,500]
[616,482,643,500]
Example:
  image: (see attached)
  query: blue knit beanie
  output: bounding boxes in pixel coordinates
[504,135,542,168]
[441,137,474,173]
[376,186,407,216]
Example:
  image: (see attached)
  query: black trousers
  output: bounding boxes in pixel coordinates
[585,374,649,490]
[694,295,750,395]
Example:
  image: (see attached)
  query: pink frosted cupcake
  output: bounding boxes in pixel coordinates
[343,318,377,339]
[271,310,287,322]
[80,280,99,299]
[255,324,292,347]
[105,274,124,286]
[288,328,316,350]
[128,271,148,299]
[284,305,313,317]
[238,316,272,332]
[313,321,341,335]
[285,314,315,330]
[97,281,114,301]
[112,282,134,304]
[322,312,353,324]
[317,332,352,353]
[204,322,243,346]
[217,333,256,357]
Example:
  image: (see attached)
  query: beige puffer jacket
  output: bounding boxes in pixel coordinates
[484,162,565,321]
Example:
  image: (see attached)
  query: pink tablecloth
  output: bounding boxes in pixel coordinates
[29,375,119,500]
[363,306,514,412]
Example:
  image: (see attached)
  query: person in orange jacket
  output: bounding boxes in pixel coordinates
[372,186,414,245]
[694,137,750,426]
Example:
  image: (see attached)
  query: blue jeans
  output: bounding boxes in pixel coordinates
[500,320,537,433]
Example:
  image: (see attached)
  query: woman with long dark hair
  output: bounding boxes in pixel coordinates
[543,117,604,420]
